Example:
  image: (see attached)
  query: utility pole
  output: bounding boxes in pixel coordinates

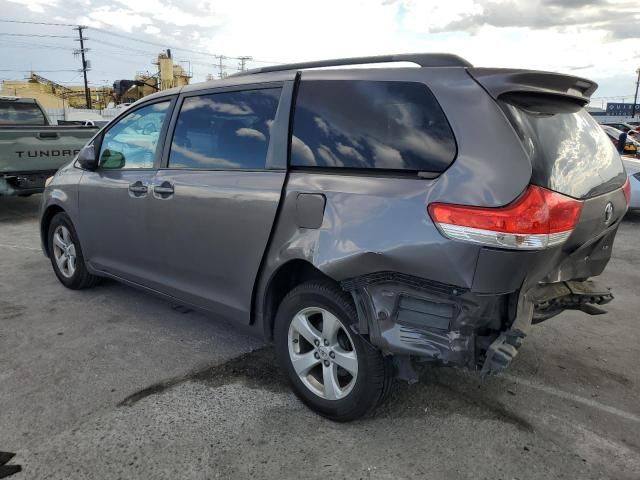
[632,67,640,119]
[217,55,226,79]
[238,56,252,72]
[74,25,91,109]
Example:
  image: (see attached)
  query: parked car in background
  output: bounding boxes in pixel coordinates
[0,96,98,196]
[40,54,630,421]
[58,120,110,128]
[602,122,637,133]
[601,125,639,156]
[623,158,640,210]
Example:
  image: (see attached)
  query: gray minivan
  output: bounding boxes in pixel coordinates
[40,54,630,421]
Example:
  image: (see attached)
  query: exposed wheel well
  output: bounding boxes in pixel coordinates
[40,205,65,257]
[261,259,337,340]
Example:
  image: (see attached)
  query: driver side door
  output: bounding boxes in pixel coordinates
[78,98,174,285]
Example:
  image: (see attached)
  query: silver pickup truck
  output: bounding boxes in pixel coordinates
[0,96,98,196]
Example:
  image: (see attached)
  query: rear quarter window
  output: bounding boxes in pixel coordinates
[290,80,456,173]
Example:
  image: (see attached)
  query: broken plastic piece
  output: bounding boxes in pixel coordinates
[393,355,418,384]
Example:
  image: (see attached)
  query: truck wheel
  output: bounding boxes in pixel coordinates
[48,212,98,290]
[274,280,393,421]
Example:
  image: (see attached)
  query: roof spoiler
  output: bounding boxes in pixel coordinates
[231,53,472,77]
[467,68,597,105]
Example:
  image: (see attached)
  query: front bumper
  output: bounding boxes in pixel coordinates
[0,171,55,195]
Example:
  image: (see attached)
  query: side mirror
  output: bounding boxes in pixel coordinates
[100,149,126,169]
[77,144,98,170]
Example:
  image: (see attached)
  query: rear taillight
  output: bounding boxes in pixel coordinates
[428,185,583,250]
[622,178,631,206]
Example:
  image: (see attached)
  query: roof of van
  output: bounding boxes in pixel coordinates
[230,53,472,77]
[135,52,597,106]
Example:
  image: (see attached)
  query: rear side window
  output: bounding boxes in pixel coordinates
[290,80,456,173]
[169,88,281,170]
[0,101,46,125]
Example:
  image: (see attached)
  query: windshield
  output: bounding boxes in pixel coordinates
[0,101,47,125]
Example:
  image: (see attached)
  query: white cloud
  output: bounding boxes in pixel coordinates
[144,25,161,35]
[82,7,154,32]
[1,0,638,99]
[6,0,59,13]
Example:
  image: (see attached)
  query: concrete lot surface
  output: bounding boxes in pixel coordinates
[1,195,639,480]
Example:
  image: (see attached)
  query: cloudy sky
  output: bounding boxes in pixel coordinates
[1,0,639,105]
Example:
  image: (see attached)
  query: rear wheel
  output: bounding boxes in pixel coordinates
[48,212,98,289]
[274,280,392,421]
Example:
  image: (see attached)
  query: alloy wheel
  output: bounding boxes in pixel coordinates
[287,306,358,400]
[52,225,77,279]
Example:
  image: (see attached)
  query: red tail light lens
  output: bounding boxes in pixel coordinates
[428,185,583,250]
[622,178,631,206]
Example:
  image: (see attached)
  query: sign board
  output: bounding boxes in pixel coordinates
[606,102,640,116]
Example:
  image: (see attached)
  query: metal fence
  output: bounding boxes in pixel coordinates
[45,108,120,124]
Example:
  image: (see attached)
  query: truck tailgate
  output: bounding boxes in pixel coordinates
[0,126,97,173]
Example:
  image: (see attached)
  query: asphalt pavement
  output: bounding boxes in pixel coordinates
[1,195,639,480]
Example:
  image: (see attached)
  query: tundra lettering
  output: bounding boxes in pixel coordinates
[15,149,80,159]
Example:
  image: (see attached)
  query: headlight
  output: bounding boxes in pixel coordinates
[44,176,54,187]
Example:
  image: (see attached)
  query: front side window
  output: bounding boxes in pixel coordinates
[168,88,282,170]
[99,101,170,169]
[290,80,457,172]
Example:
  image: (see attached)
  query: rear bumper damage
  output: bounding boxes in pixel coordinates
[342,272,613,376]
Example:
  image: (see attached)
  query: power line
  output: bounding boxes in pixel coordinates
[0,18,283,64]
[0,19,76,27]
[591,94,637,100]
[0,69,78,72]
[0,40,76,51]
[0,18,283,81]
[89,27,278,65]
[90,27,219,58]
[0,32,75,38]
[91,39,158,56]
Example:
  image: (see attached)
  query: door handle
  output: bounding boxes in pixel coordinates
[128,181,148,195]
[153,181,174,197]
[37,132,60,139]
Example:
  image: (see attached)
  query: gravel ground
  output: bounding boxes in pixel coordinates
[1,195,639,480]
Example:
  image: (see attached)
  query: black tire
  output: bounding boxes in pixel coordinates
[47,212,99,290]
[274,280,393,422]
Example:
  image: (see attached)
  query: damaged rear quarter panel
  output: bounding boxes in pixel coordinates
[267,172,480,287]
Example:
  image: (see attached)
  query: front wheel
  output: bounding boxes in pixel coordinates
[48,212,99,290]
[274,280,392,421]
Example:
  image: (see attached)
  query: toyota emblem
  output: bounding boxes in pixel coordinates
[604,202,614,225]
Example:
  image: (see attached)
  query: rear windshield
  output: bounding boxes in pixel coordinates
[502,100,625,199]
[290,80,457,173]
[0,101,47,125]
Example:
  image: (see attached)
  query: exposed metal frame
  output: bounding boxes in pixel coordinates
[231,53,472,77]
